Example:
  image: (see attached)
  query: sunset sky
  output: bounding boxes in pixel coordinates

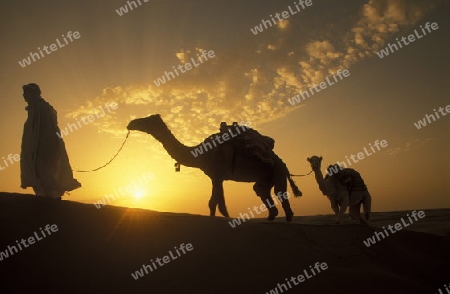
[0,0,448,217]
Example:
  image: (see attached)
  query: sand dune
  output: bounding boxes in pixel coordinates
[0,192,449,294]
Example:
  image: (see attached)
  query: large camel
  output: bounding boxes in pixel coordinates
[307,155,371,224]
[127,114,302,221]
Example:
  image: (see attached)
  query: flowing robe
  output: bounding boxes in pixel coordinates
[20,98,81,198]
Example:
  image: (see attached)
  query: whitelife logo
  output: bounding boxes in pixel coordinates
[363,210,425,247]
[0,224,59,261]
[131,243,193,280]
[18,31,81,68]
[190,122,250,157]
[153,50,215,87]
[115,0,149,16]
[228,192,290,228]
[265,262,328,294]
[413,105,449,130]
[376,22,439,59]
[326,139,388,176]
[93,172,155,209]
[250,0,313,35]
[287,69,350,106]
[0,153,20,172]
[56,102,118,139]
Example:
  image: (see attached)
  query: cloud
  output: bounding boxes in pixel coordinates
[386,138,435,155]
[277,19,289,30]
[65,0,441,147]
[342,0,428,62]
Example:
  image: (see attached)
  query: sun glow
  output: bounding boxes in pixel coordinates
[134,189,145,199]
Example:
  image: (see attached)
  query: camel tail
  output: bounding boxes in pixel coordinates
[286,166,302,198]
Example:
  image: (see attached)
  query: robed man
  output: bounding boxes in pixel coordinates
[20,83,81,199]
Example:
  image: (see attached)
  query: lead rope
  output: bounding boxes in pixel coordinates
[289,170,313,177]
[73,130,131,172]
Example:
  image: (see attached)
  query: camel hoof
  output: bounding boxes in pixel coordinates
[284,210,294,222]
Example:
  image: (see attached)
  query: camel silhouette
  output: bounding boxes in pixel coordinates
[307,156,349,224]
[307,155,371,224]
[127,114,302,221]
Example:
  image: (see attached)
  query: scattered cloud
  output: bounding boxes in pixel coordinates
[65,0,441,150]
[386,138,435,155]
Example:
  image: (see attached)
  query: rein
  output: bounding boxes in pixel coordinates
[289,170,313,177]
[73,130,131,172]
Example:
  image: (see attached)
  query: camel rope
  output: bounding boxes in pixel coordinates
[289,170,313,177]
[73,130,131,172]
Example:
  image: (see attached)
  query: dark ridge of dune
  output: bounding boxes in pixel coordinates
[0,192,449,294]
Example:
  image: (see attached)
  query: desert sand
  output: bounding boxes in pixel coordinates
[0,192,448,294]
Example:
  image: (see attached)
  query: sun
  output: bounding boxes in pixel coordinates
[134,189,145,199]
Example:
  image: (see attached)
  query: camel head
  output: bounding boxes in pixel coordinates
[307,155,323,171]
[127,114,164,134]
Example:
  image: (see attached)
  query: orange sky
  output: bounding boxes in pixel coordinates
[0,0,448,217]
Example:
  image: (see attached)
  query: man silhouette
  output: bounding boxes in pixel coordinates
[20,83,81,199]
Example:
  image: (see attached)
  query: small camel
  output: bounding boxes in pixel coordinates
[127,114,302,221]
[307,156,371,224]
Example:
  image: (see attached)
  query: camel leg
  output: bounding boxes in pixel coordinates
[350,190,371,224]
[349,204,360,221]
[336,196,349,225]
[214,179,229,218]
[329,199,340,223]
[362,191,372,221]
[208,179,218,217]
[274,190,294,222]
[208,197,217,217]
[273,163,293,222]
[253,182,278,220]
[209,179,229,217]
[349,203,367,225]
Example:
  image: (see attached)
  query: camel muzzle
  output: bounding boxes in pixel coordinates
[126,121,136,130]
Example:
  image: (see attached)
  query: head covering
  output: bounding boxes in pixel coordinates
[22,83,41,95]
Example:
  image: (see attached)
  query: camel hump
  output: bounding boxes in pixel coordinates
[338,168,368,191]
[241,130,275,165]
[219,122,275,166]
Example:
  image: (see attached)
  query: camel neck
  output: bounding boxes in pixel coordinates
[312,167,324,178]
[312,167,329,195]
[152,125,202,168]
